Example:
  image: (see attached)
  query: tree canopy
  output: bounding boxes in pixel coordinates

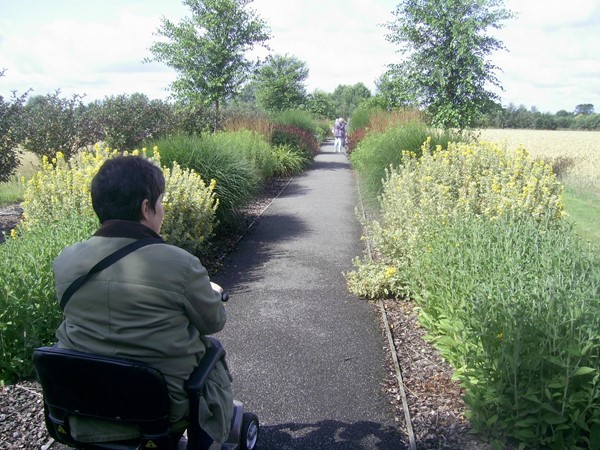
[331,83,372,119]
[148,0,271,130]
[385,0,513,130]
[253,54,309,112]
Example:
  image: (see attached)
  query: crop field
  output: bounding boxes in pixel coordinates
[479,128,600,197]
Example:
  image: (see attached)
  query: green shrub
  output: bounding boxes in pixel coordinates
[0,88,28,183]
[0,213,97,383]
[20,145,217,256]
[349,107,372,132]
[151,132,263,229]
[0,146,218,383]
[22,92,99,160]
[161,162,218,258]
[272,109,318,137]
[410,216,600,448]
[349,122,462,205]
[347,140,565,299]
[271,144,308,176]
[346,138,598,448]
[90,93,177,151]
[271,125,319,161]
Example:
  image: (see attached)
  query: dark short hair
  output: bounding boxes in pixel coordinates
[91,156,165,223]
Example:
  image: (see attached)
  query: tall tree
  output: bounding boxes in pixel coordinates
[332,83,372,119]
[254,54,309,112]
[0,70,28,183]
[574,104,594,115]
[148,0,271,131]
[385,0,513,130]
[306,90,335,119]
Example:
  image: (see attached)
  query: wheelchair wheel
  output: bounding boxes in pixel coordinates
[241,412,259,450]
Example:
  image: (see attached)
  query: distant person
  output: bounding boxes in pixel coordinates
[333,118,347,153]
[53,156,232,449]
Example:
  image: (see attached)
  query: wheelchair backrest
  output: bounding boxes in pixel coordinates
[33,346,174,449]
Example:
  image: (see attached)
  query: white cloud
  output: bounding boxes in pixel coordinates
[1,0,599,113]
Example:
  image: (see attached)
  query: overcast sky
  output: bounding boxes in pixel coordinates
[1,0,599,114]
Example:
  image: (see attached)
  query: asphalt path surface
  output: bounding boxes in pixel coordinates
[213,142,407,449]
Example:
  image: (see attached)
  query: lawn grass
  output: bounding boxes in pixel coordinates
[0,151,40,207]
[563,187,600,248]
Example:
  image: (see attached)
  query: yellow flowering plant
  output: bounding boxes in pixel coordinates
[1,145,218,383]
[20,144,218,256]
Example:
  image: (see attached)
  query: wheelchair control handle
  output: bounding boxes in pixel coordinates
[221,292,229,302]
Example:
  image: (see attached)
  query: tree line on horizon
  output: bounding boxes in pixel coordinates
[2,0,599,184]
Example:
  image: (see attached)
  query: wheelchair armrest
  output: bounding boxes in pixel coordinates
[184,337,226,395]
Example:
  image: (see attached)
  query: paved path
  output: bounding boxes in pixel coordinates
[213,141,406,449]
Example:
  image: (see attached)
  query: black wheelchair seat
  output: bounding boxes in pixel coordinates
[33,340,228,450]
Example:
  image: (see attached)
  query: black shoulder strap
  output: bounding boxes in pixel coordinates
[60,238,163,311]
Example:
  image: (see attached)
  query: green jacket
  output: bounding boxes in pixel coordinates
[53,220,232,443]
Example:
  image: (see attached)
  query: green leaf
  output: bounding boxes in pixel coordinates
[573,366,596,376]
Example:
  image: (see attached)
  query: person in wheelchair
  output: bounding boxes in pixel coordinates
[52,155,233,448]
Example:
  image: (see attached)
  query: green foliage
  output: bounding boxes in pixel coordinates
[346,137,599,447]
[148,0,271,130]
[349,121,461,204]
[90,93,177,151]
[306,89,335,119]
[0,214,98,383]
[0,78,28,183]
[409,216,600,449]
[20,145,217,256]
[151,132,266,229]
[270,144,308,177]
[271,125,318,162]
[331,83,372,119]
[372,70,419,111]
[348,107,373,132]
[385,0,513,130]
[254,54,309,112]
[1,146,219,382]
[21,92,98,160]
[161,162,218,258]
[272,109,318,136]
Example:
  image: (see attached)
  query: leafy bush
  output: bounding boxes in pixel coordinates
[347,139,565,299]
[0,213,97,383]
[21,92,99,160]
[1,146,218,383]
[410,216,600,449]
[346,138,598,448]
[271,144,308,176]
[20,145,217,256]
[271,125,319,161]
[161,162,218,258]
[0,89,28,183]
[151,132,264,229]
[90,93,177,151]
[349,122,462,205]
[272,109,318,137]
